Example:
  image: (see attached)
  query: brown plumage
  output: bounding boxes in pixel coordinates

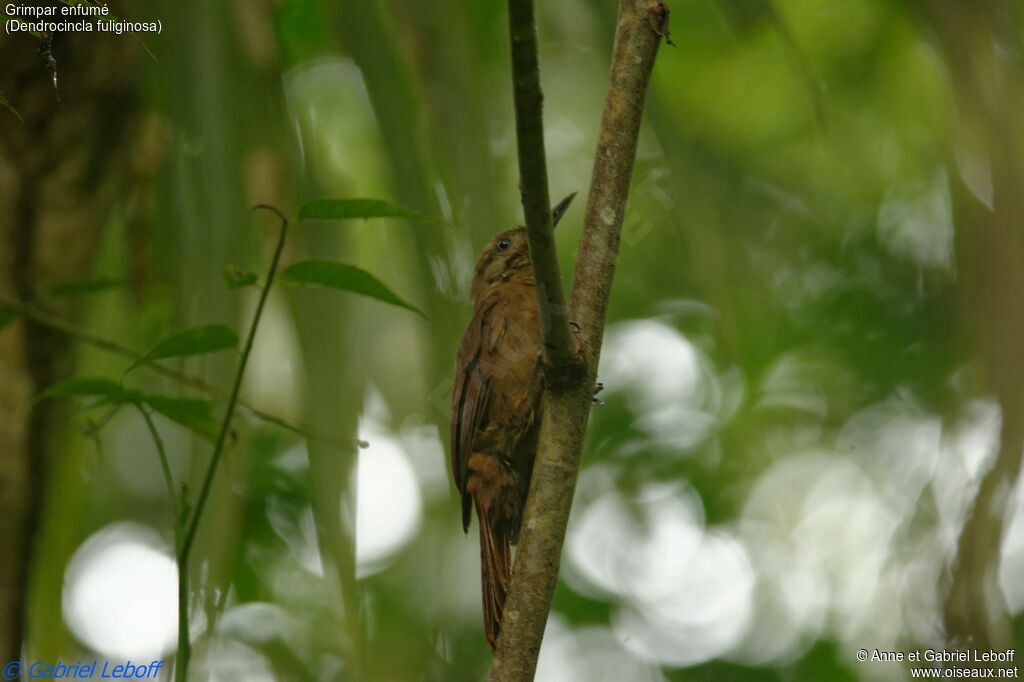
[451,194,575,650]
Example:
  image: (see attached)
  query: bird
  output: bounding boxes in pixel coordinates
[450,193,577,650]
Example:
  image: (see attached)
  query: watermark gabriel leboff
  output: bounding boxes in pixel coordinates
[1,659,165,680]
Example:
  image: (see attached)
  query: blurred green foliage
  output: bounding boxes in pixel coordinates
[19,0,1024,681]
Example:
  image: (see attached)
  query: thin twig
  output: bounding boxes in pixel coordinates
[175,554,190,682]
[134,398,189,681]
[135,403,177,506]
[490,1,666,679]
[507,0,577,377]
[174,205,289,681]
[0,296,355,450]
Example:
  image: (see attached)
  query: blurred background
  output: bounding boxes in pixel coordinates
[1,0,1023,680]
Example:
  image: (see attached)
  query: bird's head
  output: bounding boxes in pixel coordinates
[470,193,576,303]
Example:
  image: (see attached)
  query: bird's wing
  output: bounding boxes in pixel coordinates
[451,315,491,531]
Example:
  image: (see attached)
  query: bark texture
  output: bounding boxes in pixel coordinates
[489,2,666,679]
[506,0,575,376]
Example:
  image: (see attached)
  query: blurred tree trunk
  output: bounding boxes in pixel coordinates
[921,0,1024,652]
[0,28,138,663]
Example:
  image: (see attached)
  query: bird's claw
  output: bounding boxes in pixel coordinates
[592,381,604,405]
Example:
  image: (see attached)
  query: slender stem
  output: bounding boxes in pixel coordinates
[506,0,577,377]
[135,403,177,506]
[178,205,288,559]
[132,399,188,682]
[0,296,353,449]
[174,205,289,680]
[175,557,189,682]
[490,2,666,679]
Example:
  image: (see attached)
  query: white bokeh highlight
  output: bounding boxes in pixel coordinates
[353,390,423,575]
[63,522,178,660]
[599,320,731,453]
[536,618,666,682]
[567,481,755,667]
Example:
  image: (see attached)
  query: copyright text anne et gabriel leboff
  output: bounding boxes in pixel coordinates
[854,649,1020,679]
[860,648,1016,664]
[4,3,161,35]
[2,660,164,680]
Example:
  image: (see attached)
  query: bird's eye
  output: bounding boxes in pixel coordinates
[496,237,512,251]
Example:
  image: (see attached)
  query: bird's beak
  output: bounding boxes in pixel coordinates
[552,192,577,228]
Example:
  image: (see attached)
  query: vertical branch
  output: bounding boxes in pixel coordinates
[491,2,666,679]
[175,554,190,682]
[570,1,666,364]
[507,0,576,375]
[918,0,1024,652]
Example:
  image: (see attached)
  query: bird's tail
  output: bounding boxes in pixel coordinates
[477,505,511,651]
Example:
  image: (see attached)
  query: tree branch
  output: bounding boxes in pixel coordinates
[918,1,1024,653]
[507,0,576,376]
[570,1,666,366]
[491,2,667,679]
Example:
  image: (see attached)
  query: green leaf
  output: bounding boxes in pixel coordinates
[0,94,23,123]
[128,324,239,373]
[143,394,218,441]
[298,198,429,222]
[48,278,123,298]
[42,378,128,401]
[222,265,259,290]
[282,260,425,317]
